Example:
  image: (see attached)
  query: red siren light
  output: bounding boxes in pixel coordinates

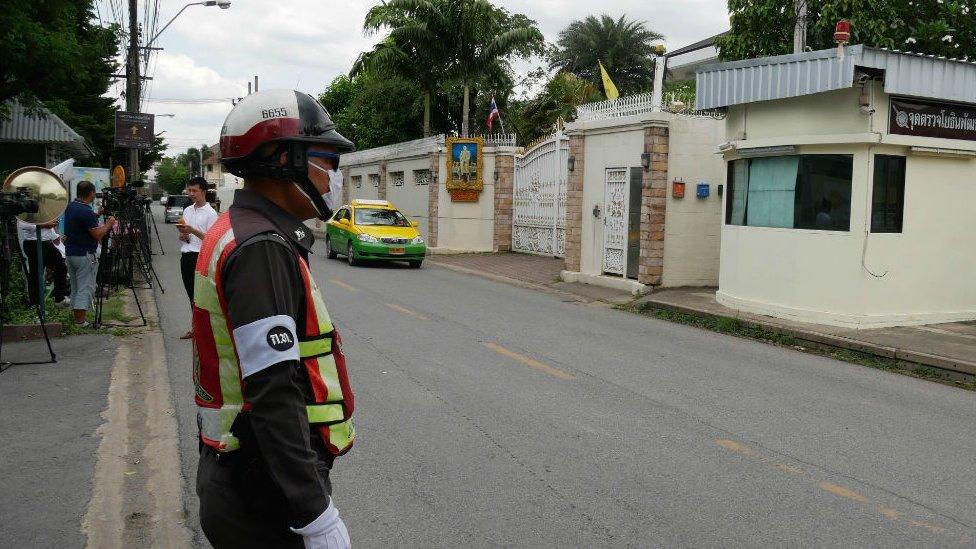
[834,20,851,44]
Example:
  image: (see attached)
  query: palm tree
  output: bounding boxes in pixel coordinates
[358,0,542,137]
[548,14,664,97]
[356,1,447,137]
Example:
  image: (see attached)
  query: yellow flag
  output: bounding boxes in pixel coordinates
[599,60,619,100]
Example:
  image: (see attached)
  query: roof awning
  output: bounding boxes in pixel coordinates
[696,45,976,110]
[0,100,93,157]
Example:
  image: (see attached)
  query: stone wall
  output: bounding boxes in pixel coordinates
[492,154,514,251]
[564,134,585,272]
[426,151,439,247]
[639,126,669,285]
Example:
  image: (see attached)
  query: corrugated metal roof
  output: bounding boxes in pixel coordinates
[0,100,91,156]
[696,45,976,110]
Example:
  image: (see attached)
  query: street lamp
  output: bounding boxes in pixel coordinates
[147,1,232,47]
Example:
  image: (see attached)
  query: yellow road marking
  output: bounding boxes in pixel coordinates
[775,463,806,476]
[879,507,902,519]
[386,303,430,320]
[908,519,945,533]
[715,439,758,457]
[817,481,869,503]
[483,342,576,380]
[329,279,359,292]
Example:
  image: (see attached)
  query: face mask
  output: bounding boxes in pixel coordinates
[308,161,343,211]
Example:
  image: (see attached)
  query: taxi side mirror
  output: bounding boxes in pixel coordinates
[410,220,419,228]
[339,218,350,226]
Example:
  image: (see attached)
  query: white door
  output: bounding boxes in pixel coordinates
[603,168,628,275]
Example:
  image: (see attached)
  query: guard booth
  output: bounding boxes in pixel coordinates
[697,45,976,328]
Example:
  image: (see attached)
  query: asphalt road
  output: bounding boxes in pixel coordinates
[151,205,976,547]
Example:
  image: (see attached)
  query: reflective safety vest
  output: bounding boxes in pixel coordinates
[191,211,355,455]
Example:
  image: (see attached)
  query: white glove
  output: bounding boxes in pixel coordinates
[291,500,351,549]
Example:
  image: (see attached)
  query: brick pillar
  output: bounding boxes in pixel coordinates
[427,151,439,247]
[638,126,669,285]
[341,167,350,205]
[377,161,388,200]
[493,153,514,251]
[564,134,585,272]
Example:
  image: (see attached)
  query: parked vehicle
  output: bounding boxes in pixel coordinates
[326,199,426,268]
[164,195,192,223]
[160,195,169,206]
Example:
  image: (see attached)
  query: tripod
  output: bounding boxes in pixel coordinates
[92,191,164,329]
[0,217,56,374]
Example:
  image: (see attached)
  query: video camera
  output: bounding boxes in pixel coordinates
[0,187,39,218]
[95,180,145,217]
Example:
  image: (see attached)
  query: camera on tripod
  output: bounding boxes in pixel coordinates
[96,179,144,217]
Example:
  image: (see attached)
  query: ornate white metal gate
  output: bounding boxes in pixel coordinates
[602,168,628,275]
[512,131,569,257]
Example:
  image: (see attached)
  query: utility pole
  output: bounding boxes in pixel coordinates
[793,0,807,54]
[126,0,140,182]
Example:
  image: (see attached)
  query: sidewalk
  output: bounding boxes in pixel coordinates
[428,252,633,304]
[642,288,976,378]
[428,252,976,379]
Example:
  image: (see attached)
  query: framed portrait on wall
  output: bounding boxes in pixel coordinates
[445,137,483,202]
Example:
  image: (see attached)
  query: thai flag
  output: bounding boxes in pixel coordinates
[486,97,500,130]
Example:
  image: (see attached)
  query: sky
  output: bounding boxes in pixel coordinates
[99,0,730,157]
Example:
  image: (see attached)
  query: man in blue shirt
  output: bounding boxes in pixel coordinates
[63,181,115,327]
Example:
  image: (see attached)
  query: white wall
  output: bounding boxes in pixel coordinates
[578,125,645,276]
[571,112,725,284]
[662,116,726,286]
[385,156,431,239]
[717,135,976,328]
[435,149,498,251]
[347,165,379,201]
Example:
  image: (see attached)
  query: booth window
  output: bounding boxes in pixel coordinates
[871,155,905,233]
[726,154,853,231]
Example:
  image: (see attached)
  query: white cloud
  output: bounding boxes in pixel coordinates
[123,0,730,156]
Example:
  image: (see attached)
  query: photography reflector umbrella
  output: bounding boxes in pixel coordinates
[2,166,69,225]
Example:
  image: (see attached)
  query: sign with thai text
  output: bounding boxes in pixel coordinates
[114,111,155,149]
[889,98,976,141]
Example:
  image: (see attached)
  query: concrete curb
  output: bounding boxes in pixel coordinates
[639,299,976,378]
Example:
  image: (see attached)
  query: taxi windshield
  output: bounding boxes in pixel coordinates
[354,208,410,227]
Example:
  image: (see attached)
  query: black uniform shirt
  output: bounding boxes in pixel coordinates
[221,189,333,528]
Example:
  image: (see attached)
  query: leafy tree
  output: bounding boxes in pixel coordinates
[155,157,189,195]
[1,1,124,165]
[509,72,601,144]
[717,0,976,61]
[320,73,425,150]
[358,0,543,137]
[548,15,664,97]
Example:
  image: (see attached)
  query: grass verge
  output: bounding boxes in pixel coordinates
[626,303,976,392]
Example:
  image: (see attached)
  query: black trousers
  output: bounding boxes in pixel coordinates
[197,446,333,548]
[23,240,69,305]
[181,252,198,305]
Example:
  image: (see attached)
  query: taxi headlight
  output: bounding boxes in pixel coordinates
[411,236,424,244]
[358,233,378,243]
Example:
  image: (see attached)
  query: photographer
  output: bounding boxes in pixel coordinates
[64,181,115,327]
[176,177,217,339]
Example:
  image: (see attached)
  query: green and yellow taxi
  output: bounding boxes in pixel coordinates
[325,199,426,268]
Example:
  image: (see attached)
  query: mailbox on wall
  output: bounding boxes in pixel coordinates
[672,180,685,199]
[697,183,710,199]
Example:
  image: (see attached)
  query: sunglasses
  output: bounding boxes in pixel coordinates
[306,150,341,169]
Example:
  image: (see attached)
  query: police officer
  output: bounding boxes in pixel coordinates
[192,89,354,548]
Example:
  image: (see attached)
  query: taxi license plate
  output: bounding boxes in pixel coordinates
[389,247,405,255]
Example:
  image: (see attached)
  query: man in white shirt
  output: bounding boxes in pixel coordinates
[18,218,69,307]
[176,177,218,339]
